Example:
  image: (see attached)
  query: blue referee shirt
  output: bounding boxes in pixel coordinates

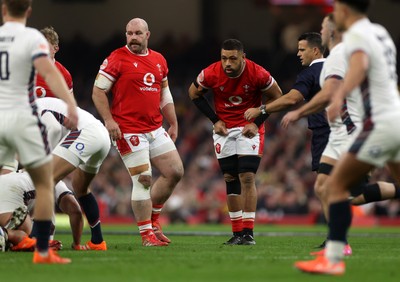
[292,58,330,171]
[292,59,329,130]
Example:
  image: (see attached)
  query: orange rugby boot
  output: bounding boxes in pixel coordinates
[294,256,345,276]
[72,240,107,250]
[11,236,36,252]
[33,249,71,264]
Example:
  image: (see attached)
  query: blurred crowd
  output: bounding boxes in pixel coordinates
[57,21,400,224]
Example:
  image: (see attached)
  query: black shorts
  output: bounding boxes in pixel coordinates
[311,127,330,172]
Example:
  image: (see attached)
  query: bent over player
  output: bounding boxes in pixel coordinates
[36,97,110,250]
[189,39,282,245]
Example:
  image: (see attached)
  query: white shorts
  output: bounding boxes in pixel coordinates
[1,159,18,172]
[349,120,400,167]
[322,126,361,160]
[213,127,263,159]
[54,180,73,207]
[53,121,111,174]
[0,111,52,169]
[116,127,177,166]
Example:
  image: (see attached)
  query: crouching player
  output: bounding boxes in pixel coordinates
[0,171,82,251]
[37,97,111,250]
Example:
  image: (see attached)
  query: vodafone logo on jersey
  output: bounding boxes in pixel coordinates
[140,73,158,92]
[35,86,46,98]
[143,73,155,86]
[228,95,243,105]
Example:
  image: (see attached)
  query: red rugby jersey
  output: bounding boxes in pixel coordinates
[197,58,273,132]
[35,60,73,98]
[98,46,168,133]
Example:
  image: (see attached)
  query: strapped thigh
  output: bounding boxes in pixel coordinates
[238,155,261,174]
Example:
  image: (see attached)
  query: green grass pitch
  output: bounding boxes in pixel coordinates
[1,224,399,282]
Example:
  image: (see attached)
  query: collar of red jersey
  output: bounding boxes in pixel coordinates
[125,45,149,56]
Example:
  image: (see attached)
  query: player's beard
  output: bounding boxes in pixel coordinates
[128,41,145,54]
[224,64,241,78]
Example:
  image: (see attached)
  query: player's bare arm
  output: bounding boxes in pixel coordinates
[188,82,205,100]
[244,81,283,128]
[189,83,227,136]
[281,78,342,128]
[92,75,121,140]
[58,194,83,247]
[242,81,281,121]
[244,88,303,121]
[263,81,283,104]
[161,80,179,142]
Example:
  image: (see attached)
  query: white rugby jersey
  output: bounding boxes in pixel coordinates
[0,171,71,211]
[0,22,49,111]
[320,42,363,138]
[343,18,400,123]
[36,97,102,130]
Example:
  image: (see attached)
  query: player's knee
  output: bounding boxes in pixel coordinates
[138,174,152,188]
[314,181,327,200]
[239,172,255,186]
[223,173,237,183]
[63,197,83,216]
[68,204,83,218]
[131,174,151,201]
[169,165,184,184]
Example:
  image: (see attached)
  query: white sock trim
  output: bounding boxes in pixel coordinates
[229,210,242,219]
[326,240,345,263]
[243,212,256,219]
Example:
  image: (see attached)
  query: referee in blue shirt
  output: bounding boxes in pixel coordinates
[245,32,328,172]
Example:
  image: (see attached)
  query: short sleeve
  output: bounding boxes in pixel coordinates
[255,65,274,91]
[99,52,120,82]
[344,31,370,59]
[161,55,169,80]
[197,63,219,89]
[323,53,346,81]
[292,69,314,99]
[30,30,49,60]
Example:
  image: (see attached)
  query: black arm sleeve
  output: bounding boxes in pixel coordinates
[253,113,270,127]
[192,96,219,124]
